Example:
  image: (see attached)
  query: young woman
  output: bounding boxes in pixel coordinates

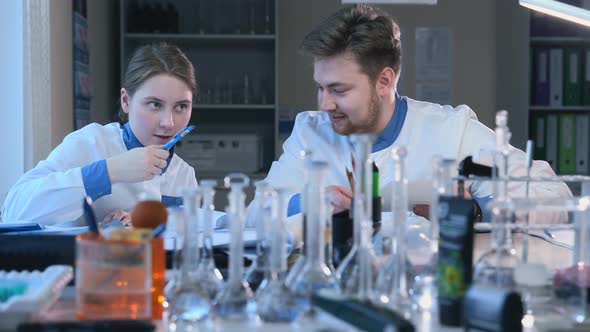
[2,43,198,226]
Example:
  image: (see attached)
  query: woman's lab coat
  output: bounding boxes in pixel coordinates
[2,122,197,226]
[252,97,571,241]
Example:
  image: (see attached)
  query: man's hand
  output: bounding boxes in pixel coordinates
[106,146,169,183]
[326,185,353,214]
[413,204,430,219]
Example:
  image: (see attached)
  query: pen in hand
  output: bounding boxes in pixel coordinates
[163,125,195,150]
[83,196,100,235]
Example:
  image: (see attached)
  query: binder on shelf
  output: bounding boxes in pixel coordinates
[549,48,563,107]
[532,114,546,161]
[558,113,576,174]
[575,114,589,174]
[546,114,559,172]
[564,48,582,106]
[532,47,550,106]
[583,48,590,106]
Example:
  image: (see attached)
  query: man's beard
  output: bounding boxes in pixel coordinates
[331,92,381,135]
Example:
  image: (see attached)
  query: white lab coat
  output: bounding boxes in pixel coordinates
[2,122,197,226]
[250,97,571,241]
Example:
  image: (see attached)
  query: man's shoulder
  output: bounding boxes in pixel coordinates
[404,97,478,121]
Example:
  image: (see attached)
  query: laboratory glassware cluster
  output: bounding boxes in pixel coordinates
[162,110,589,330]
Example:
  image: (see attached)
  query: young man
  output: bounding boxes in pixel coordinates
[248,5,569,234]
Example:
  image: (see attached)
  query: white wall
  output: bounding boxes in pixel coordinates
[0,2,24,208]
[0,0,73,209]
[278,0,498,128]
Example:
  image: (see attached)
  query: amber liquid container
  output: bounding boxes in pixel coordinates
[75,232,152,320]
[151,237,165,320]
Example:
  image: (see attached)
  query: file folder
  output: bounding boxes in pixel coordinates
[584,48,590,105]
[532,114,546,161]
[575,114,589,174]
[558,113,576,174]
[564,48,582,106]
[549,48,563,107]
[546,114,559,172]
[532,48,550,106]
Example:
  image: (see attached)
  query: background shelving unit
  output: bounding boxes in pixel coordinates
[528,5,590,175]
[120,0,278,206]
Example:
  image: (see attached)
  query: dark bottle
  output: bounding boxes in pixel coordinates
[437,196,476,327]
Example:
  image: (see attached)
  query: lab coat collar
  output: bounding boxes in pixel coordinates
[372,93,407,153]
[122,122,175,174]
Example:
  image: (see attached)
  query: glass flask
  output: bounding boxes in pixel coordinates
[245,181,272,291]
[473,111,520,288]
[409,157,457,312]
[375,147,411,312]
[284,149,314,288]
[336,134,377,297]
[212,173,256,320]
[290,160,338,310]
[195,180,224,300]
[256,188,300,322]
[167,189,210,325]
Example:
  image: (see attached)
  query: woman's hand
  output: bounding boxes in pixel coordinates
[101,209,132,227]
[106,146,169,183]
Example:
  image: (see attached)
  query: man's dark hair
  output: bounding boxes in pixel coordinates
[300,4,402,82]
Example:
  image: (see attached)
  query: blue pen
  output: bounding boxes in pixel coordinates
[83,196,99,234]
[152,223,167,237]
[163,125,195,150]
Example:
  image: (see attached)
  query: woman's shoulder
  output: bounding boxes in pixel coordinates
[63,122,123,145]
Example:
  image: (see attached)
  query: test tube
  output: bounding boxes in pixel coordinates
[212,173,255,320]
